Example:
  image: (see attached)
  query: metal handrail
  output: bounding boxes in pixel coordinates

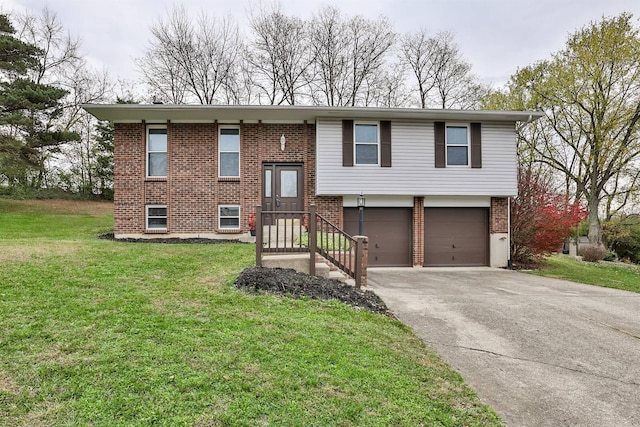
[255,205,365,288]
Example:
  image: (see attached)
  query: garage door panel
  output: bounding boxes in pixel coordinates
[425,207,488,266]
[344,208,412,267]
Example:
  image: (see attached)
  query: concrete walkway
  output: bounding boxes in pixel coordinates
[368,268,640,427]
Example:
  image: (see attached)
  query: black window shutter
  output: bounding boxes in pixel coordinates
[380,120,392,167]
[342,120,354,167]
[471,122,482,168]
[434,122,445,168]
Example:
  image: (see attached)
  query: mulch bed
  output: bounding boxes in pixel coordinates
[98,233,244,244]
[235,267,394,317]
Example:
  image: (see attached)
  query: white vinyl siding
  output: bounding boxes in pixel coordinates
[316,119,517,196]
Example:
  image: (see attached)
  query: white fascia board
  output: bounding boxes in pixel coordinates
[82,104,543,124]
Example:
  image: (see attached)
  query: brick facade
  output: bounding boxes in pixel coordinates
[412,197,425,266]
[490,197,509,233]
[113,121,343,236]
[113,120,511,266]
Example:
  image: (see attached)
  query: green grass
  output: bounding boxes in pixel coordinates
[297,231,352,251]
[530,254,640,293]
[0,199,503,426]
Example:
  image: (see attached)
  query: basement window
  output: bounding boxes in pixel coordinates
[219,205,240,230]
[146,205,167,230]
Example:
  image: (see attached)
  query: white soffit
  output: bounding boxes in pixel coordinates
[343,195,414,208]
[81,104,543,124]
[424,196,491,207]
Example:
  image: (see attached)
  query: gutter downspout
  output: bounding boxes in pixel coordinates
[515,114,533,133]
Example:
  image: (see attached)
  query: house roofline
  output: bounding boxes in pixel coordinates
[81,104,544,124]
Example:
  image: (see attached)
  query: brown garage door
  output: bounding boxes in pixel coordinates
[424,207,489,266]
[344,208,412,267]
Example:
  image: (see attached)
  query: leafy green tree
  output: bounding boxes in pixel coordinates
[603,215,640,263]
[0,13,79,189]
[484,14,640,245]
[93,119,113,199]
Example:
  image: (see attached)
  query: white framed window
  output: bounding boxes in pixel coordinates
[147,125,167,177]
[446,124,470,166]
[219,205,240,230]
[354,122,379,165]
[146,205,167,230]
[219,127,240,177]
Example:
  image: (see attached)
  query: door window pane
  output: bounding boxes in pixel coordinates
[280,170,298,197]
[265,170,272,197]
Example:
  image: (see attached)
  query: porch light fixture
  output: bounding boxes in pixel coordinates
[280,134,286,151]
[357,192,365,236]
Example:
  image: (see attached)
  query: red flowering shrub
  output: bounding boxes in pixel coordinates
[511,169,586,264]
[247,213,256,231]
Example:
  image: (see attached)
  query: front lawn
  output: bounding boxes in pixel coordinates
[0,199,502,426]
[530,254,640,293]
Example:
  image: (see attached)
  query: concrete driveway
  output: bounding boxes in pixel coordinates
[368,268,640,427]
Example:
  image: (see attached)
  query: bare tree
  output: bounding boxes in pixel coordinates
[400,30,486,109]
[15,6,81,86]
[362,62,412,108]
[137,41,189,104]
[247,3,313,105]
[308,6,394,106]
[220,50,255,105]
[137,5,241,104]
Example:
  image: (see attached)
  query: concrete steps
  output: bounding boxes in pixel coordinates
[260,253,350,284]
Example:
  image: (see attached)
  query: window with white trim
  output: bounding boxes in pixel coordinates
[146,205,167,230]
[354,123,379,165]
[446,124,469,166]
[219,205,240,230]
[219,127,240,177]
[147,126,167,177]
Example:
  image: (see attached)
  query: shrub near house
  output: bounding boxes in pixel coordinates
[511,169,586,264]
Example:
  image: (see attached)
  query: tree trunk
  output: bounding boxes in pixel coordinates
[587,196,602,245]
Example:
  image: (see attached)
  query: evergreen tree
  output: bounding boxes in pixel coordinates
[93,119,113,199]
[0,13,79,188]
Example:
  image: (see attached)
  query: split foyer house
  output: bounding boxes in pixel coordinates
[83,104,541,268]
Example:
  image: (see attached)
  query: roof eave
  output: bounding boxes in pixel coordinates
[81,104,544,124]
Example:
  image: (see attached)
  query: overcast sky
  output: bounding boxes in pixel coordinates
[5,0,640,90]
